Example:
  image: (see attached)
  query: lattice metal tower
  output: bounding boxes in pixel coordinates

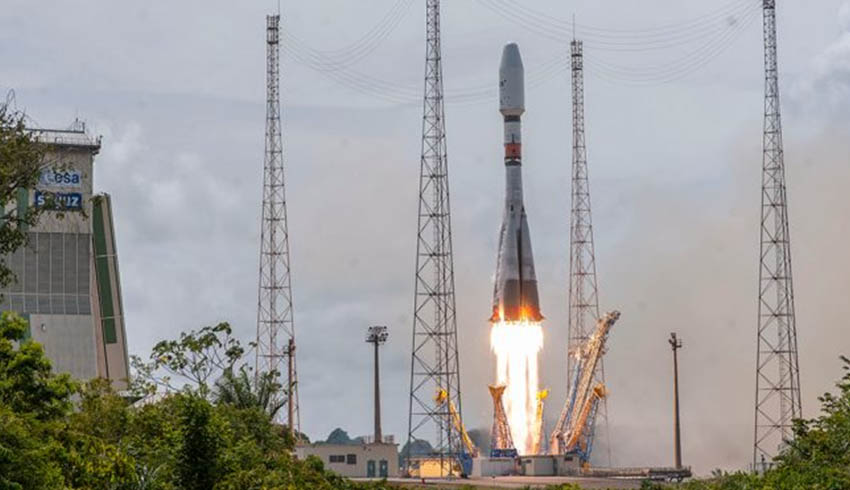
[753,0,801,470]
[405,0,463,476]
[489,384,515,454]
[256,14,300,434]
[566,39,610,464]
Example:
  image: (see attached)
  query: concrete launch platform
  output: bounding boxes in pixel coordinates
[360,476,642,489]
[365,461,691,488]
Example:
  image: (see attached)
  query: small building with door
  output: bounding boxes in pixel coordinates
[295,441,398,478]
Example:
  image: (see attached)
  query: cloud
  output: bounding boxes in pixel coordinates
[841,2,850,32]
[792,1,850,119]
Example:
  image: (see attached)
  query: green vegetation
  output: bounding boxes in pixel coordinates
[0,313,396,489]
[0,104,45,290]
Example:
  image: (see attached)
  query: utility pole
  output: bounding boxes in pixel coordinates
[256,12,300,433]
[669,333,683,470]
[367,326,388,443]
[405,0,463,478]
[287,338,296,440]
[753,0,802,470]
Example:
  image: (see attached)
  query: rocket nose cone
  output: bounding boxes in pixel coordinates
[500,43,524,72]
[499,43,525,116]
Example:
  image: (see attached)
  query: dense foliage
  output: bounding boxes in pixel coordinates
[0,313,395,490]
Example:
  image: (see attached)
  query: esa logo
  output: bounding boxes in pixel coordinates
[39,169,82,188]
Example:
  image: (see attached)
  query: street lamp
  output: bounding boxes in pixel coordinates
[367,326,389,443]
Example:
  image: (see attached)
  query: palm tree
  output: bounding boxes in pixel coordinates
[213,366,285,419]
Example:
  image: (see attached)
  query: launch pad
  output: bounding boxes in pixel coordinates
[404,24,697,480]
[471,455,690,481]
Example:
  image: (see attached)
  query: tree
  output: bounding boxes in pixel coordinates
[62,379,138,490]
[0,312,74,490]
[0,311,75,420]
[214,365,285,420]
[0,102,46,290]
[764,356,850,489]
[0,315,401,489]
[175,394,223,490]
[131,322,246,399]
[0,403,65,490]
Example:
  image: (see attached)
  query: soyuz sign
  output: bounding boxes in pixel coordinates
[34,191,83,211]
[39,169,82,188]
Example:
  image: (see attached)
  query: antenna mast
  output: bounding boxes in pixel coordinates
[256,13,300,436]
[567,38,611,464]
[753,0,801,470]
[405,0,464,476]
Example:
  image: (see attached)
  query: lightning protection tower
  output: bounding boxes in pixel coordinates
[256,13,300,436]
[753,0,801,470]
[566,38,610,464]
[405,0,464,477]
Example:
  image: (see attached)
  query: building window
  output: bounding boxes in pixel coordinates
[329,455,345,463]
[346,454,357,465]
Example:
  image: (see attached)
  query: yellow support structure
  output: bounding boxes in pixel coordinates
[563,384,606,450]
[550,311,620,456]
[435,389,479,458]
[530,389,549,455]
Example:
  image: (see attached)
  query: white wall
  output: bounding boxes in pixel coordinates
[295,443,398,478]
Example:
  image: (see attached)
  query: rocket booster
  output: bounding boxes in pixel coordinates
[491,43,543,323]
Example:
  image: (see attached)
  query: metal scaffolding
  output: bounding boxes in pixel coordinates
[753,0,802,471]
[405,0,464,477]
[256,14,300,435]
[567,38,610,464]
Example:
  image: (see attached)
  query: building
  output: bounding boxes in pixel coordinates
[0,122,130,388]
[295,441,399,479]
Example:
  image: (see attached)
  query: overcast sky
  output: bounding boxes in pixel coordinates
[3,0,849,476]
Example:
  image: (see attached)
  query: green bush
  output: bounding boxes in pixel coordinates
[0,314,400,489]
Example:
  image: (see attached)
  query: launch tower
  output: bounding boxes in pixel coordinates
[566,38,610,464]
[405,0,464,477]
[256,14,300,435]
[753,0,801,470]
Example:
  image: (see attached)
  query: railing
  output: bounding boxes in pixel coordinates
[361,435,395,444]
[30,130,101,149]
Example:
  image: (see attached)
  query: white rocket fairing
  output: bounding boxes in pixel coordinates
[491,43,543,323]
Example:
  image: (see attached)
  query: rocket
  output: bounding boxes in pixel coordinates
[490,43,543,324]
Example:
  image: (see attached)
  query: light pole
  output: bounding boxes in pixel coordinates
[669,332,683,469]
[366,326,389,443]
[288,338,296,439]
